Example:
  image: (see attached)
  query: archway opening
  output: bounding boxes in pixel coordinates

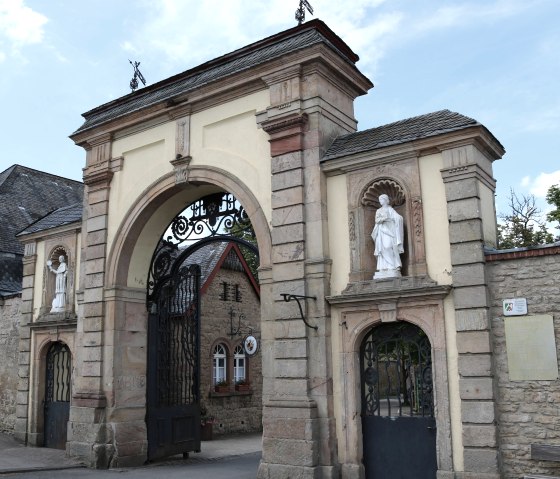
[145,192,261,461]
[360,321,436,479]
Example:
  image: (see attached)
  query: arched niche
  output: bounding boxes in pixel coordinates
[345,159,428,283]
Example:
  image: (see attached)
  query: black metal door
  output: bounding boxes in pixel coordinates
[44,342,71,449]
[147,264,201,460]
[361,322,437,479]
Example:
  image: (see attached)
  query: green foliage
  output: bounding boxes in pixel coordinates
[546,184,560,235]
[225,221,259,279]
[497,188,554,248]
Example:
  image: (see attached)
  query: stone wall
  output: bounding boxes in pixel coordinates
[486,245,560,478]
[0,294,21,433]
[200,265,262,436]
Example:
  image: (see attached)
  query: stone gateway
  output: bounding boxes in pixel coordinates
[2,18,559,479]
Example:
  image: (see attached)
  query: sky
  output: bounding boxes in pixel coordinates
[0,0,559,219]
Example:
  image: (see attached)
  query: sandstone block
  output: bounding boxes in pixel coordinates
[272,224,305,245]
[272,204,305,227]
[262,437,318,467]
[453,286,488,309]
[272,187,304,209]
[449,219,483,244]
[272,169,304,192]
[460,378,494,399]
[452,263,486,287]
[458,354,492,377]
[450,242,485,265]
[463,448,499,474]
[272,242,305,263]
[463,425,497,447]
[457,331,491,354]
[455,309,490,331]
[271,152,303,174]
[447,197,481,222]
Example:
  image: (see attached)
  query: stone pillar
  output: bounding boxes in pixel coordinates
[256,58,364,477]
[441,144,501,478]
[14,242,36,443]
[67,134,114,467]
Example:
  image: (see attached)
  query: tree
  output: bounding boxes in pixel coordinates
[546,184,560,238]
[497,188,553,248]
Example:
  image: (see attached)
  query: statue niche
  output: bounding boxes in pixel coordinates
[362,180,408,279]
[45,247,68,313]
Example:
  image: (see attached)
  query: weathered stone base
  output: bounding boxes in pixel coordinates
[453,472,501,479]
[258,462,321,479]
[341,462,364,479]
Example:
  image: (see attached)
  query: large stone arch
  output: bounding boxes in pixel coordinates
[106,165,272,290]
[84,165,272,467]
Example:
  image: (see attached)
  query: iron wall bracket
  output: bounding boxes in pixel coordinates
[280,294,318,330]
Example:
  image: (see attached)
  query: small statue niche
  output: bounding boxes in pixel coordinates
[362,180,407,280]
[46,249,68,313]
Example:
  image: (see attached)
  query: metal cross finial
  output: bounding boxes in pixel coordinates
[295,0,314,25]
[129,60,146,92]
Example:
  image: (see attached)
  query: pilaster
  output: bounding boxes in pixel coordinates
[441,142,501,477]
[14,244,36,443]
[67,134,113,467]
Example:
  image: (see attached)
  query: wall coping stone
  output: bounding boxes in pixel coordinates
[485,242,560,262]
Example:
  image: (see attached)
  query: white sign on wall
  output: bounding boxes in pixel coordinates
[503,298,528,316]
[504,315,558,381]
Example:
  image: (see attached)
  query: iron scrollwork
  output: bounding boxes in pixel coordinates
[147,192,255,304]
[361,322,433,418]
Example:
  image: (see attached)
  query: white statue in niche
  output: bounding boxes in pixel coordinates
[371,194,404,279]
[47,255,67,313]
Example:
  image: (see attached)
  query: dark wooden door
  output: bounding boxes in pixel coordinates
[361,322,437,479]
[44,342,71,449]
[147,264,201,460]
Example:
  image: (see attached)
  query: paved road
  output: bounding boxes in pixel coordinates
[1,452,261,478]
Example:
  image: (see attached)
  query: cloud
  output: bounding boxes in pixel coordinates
[412,0,534,34]
[0,0,48,46]
[122,0,400,77]
[521,170,560,198]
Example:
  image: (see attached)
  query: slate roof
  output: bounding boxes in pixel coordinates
[18,202,83,236]
[185,242,229,286]
[322,109,503,161]
[73,20,362,135]
[0,165,83,295]
[0,165,83,255]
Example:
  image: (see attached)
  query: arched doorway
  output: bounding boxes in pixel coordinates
[145,192,259,460]
[44,342,72,449]
[360,321,437,478]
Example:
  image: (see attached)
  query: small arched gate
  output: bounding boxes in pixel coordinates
[360,322,437,478]
[44,342,71,449]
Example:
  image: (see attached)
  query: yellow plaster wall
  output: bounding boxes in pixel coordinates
[107,91,271,277]
[190,91,272,221]
[419,153,453,284]
[32,242,45,320]
[326,174,350,296]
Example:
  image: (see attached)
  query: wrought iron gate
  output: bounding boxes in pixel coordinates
[44,342,71,449]
[147,264,201,460]
[361,322,437,479]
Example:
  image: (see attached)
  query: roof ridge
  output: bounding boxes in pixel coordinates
[0,164,83,186]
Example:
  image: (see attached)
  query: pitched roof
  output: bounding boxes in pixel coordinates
[17,202,83,236]
[0,165,83,255]
[0,254,23,296]
[73,20,363,135]
[322,109,504,161]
